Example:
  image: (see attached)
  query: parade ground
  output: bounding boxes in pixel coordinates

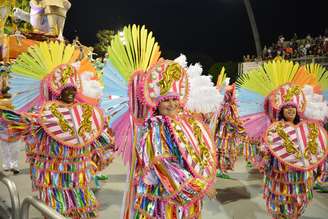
[0,147,327,219]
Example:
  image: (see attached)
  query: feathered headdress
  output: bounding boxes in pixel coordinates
[237,60,328,171]
[175,55,223,114]
[9,41,102,112]
[237,60,328,139]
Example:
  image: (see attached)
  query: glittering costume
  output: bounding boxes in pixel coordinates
[101,25,217,218]
[179,60,227,178]
[315,122,328,192]
[134,114,216,218]
[213,85,247,176]
[316,159,328,192]
[0,42,115,218]
[237,60,328,218]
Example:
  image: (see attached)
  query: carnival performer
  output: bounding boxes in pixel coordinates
[237,60,328,219]
[101,25,217,218]
[213,82,248,178]
[133,71,217,217]
[314,157,328,193]
[313,118,328,193]
[0,41,115,218]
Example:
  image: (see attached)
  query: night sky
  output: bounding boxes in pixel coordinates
[65,0,328,66]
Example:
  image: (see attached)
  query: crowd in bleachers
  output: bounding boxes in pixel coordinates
[243,31,328,62]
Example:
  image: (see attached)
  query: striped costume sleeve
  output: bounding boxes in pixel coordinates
[0,109,31,142]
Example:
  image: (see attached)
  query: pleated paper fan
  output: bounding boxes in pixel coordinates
[216,66,228,88]
[304,63,328,92]
[237,60,300,97]
[9,41,79,112]
[102,24,162,166]
[107,24,161,81]
[101,61,129,125]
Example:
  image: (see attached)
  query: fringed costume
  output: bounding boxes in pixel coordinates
[100,25,217,219]
[0,42,115,218]
[237,60,328,218]
[315,159,328,192]
[213,84,248,177]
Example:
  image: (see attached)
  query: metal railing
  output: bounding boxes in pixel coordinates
[0,198,11,219]
[0,171,67,219]
[0,171,20,219]
[291,56,328,67]
[20,196,67,219]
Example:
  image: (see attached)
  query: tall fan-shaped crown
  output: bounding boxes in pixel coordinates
[102,25,161,166]
[237,60,328,138]
[9,41,81,111]
[107,25,161,80]
[11,42,78,80]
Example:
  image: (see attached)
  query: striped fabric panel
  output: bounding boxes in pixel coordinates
[42,104,103,145]
[268,122,328,169]
[42,107,78,145]
[270,125,299,163]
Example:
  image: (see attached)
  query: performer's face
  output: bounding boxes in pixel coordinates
[59,87,77,104]
[158,99,179,118]
[283,106,297,122]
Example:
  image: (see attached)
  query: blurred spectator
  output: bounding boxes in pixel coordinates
[244,31,328,61]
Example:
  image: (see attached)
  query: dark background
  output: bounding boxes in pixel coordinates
[65,0,328,73]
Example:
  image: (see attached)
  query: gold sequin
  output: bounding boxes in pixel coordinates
[172,117,212,170]
[78,104,93,137]
[50,103,75,135]
[49,103,94,139]
[273,122,319,159]
[60,65,74,84]
[158,63,182,95]
[283,85,301,102]
[304,123,319,158]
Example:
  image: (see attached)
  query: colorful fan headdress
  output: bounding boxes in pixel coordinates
[44,64,79,95]
[264,83,306,121]
[101,25,161,166]
[140,58,189,109]
[237,60,328,172]
[9,41,102,112]
[216,66,230,90]
[100,25,162,219]
[237,60,328,139]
